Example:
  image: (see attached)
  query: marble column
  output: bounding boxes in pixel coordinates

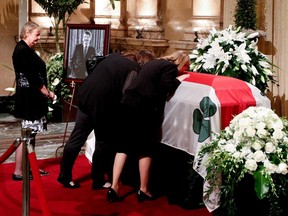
[184,0,223,41]
[127,0,164,39]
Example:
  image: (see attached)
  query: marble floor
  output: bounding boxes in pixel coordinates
[0,113,81,164]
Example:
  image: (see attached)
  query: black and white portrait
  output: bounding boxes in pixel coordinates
[64,24,110,81]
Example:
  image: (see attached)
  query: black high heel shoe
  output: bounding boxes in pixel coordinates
[137,190,155,202]
[12,173,33,181]
[107,188,122,203]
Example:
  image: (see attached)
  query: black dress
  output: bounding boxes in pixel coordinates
[118,59,181,157]
[12,40,48,121]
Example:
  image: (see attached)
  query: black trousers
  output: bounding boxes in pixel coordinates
[59,108,93,181]
[90,111,116,187]
[59,108,115,186]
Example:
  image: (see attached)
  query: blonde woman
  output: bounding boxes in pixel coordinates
[107,51,190,203]
[159,50,191,75]
[12,21,55,180]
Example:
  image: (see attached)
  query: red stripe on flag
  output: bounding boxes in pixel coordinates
[185,72,256,129]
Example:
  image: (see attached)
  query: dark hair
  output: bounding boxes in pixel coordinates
[136,50,156,66]
[121,50,155,66]
[84,30,92,37]
[122,52,138,62]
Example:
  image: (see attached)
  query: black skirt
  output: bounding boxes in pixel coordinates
[115,104,163,157]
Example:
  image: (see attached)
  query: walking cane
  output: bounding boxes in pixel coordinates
[55,81,76,157]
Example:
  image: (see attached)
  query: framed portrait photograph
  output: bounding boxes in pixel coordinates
[64,24,110,82]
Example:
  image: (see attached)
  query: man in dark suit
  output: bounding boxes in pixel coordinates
[57,51,156,189]
[68,30,96,79]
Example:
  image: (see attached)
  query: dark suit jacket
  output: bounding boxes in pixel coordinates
[68,43,96,79]
[77,53,140,123]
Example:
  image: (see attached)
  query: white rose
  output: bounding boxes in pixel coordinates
[273,119,284,130]
[238,117,252,128]
[265,142,276,153]
[52,78,60,86]
[272,129,284,140]
[240,147,251,158]
[256,122,266,130]
[264,160,277,173]
[223,143,236,153]
[253,150,266,162]
[233,130,242,141]
[233,151,241,159]
[246,127,256,137]
[244,152,254,160]
[252,141,262,151]
[277,163,288,175]
[218,139,226,145]
[245,159,258,171]
[256,128,267,138]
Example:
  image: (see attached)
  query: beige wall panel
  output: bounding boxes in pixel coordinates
[163,0,191,41]
[0,0,18,96]
[271,0,288,117]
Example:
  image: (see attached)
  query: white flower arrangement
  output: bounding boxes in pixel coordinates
[198,106,288,215]
[189,25,276,93]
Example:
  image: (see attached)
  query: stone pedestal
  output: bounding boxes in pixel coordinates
[169,40,197,52]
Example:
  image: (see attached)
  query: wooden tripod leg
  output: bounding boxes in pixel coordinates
[55,81,76,158]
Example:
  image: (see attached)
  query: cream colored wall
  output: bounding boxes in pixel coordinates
[0,0,18,96]
[272,0,288,116]
[162,0,191,41]
[222,0,236,27]
[68,0,93,24]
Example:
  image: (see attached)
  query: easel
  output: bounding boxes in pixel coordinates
[55,81,76,157]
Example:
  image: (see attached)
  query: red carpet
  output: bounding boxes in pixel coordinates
[0,154,212,216]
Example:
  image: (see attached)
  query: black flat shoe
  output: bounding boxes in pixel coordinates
[92,181,112,190]
[137,190,155,202]
[107,188,122,203]
[57,176,80,189]
[39,169,50,176]
[12,173,33,181]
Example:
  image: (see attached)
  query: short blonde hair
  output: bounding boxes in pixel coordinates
[20,21,41,40]
[159,50,190,71]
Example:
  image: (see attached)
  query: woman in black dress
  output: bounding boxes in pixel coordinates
[107,51,190,202]
[12,21,55,180]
